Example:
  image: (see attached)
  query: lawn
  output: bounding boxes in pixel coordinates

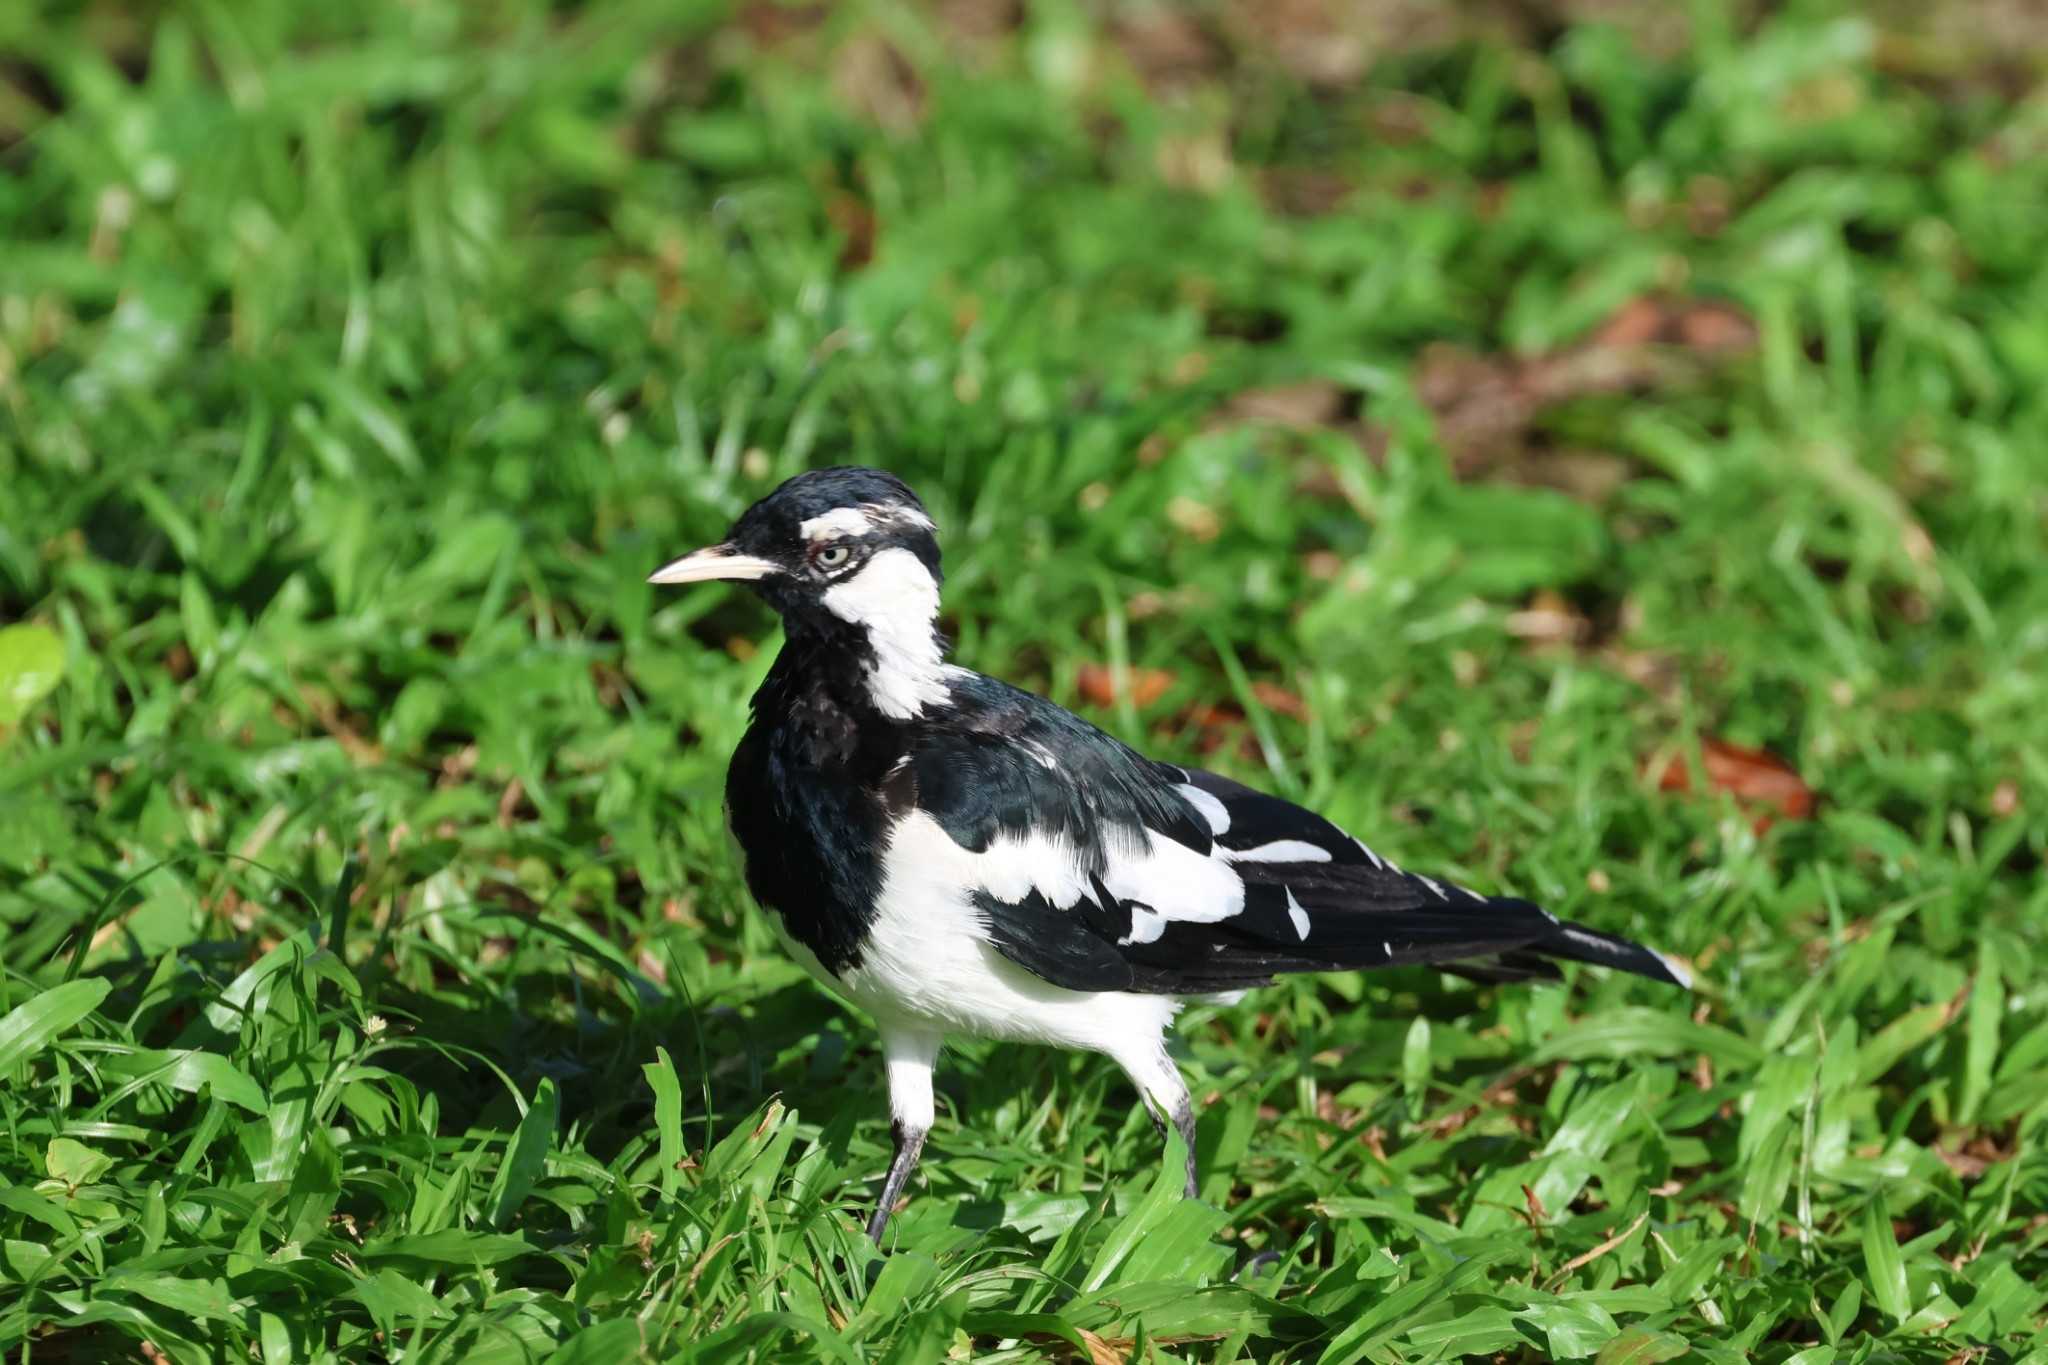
[3,0,2047,1360]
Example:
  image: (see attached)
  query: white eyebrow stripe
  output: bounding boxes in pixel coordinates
[799,508,874,540]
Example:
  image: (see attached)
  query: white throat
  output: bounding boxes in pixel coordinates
[820,547,950,719]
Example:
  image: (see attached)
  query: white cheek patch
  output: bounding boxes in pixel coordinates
[800,507,874,541]
[821,546,949,719]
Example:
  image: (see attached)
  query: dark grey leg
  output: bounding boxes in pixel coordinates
[1146,1094,1200,1198]
[868,1026,942,1247]
[1173,1095,1199,1198]
[866,1119,928,1244]
[1119,1046,1199,1198]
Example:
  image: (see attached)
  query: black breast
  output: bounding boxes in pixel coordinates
[723,642,913,975]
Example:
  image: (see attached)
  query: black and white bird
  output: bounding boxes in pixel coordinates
[650,466,1690,1243]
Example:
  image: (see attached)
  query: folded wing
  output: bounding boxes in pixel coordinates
[910,676,1688,996]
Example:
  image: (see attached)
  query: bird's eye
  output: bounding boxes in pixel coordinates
[815,543,853,569]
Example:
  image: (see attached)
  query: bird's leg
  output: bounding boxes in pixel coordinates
[1116,1046,1199,1198]
[867,1027,942,1246]
[867,1121,927,1244]
[1171,1094,1198,1199]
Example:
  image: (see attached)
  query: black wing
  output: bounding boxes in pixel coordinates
[910,672,1688,996]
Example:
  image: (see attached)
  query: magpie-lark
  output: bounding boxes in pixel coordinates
[651,466,1691,1243]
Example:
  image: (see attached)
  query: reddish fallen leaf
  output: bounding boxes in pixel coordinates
[1177,701,1258,758]
[824,189,876,271]
[1251,680,1308,720]
[1590,295,1665,348]
[1651,738,1814,831]
[1991,779,2020,818]
[1076,663,1174,709]
[1415,294,1756,481]
[737,0,829,47]
[1676,300,1758,353]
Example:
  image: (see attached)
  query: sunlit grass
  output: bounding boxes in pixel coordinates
[2,1,2046,1360]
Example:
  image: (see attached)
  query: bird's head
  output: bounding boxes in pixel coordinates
[649,467,950,716]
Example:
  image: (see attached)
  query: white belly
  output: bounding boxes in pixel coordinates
[830,810,1181,1056]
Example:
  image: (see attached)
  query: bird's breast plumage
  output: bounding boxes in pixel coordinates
[724,666,912,977]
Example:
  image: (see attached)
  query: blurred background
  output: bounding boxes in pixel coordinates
[3,1,2047,1359]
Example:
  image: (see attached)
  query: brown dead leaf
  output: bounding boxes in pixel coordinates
[1113,9,1223,91]
[1251,680,1308,720]
[1417,294,1756,485]
[1301,549,1344,581]
[1991,779,2020,817]
[824,188,876,271]
[1934,1142,1989,1181]
[497,776,527,829]
[1231,0,1365,86]
[1508,450,1635,504]
[1224,380,1346,428]
[831,33,924,134]
[1651,739,1815,830]
[1180,701,1254,756]
[935,0,1022,48]
[1258,166,1352,216]
[1166,495,1222,541]
[299,685,385,766]
[1504,588,1590,645]
[1590,295,1666,348]
[1156,129,1233,193]
[1077,663,1175,709]
[1675,300,1757,352]
[736,1,829,48]
[1079,1329,1128,1365]
[1598,644,1681,699]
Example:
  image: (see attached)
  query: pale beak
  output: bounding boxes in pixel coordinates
[647,544,780,585]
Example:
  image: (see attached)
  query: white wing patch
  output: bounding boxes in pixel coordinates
[1102,829,1246,944]
[850,811,1183,1052]
[1352,837,1387,870]
[1223,839,1333,864]
[1285,887,1310,941]
[1175,783,1231,835]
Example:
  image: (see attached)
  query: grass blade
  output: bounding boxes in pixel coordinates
[0,978,109,1075]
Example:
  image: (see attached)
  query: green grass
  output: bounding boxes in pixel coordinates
[3,1,2048,1360]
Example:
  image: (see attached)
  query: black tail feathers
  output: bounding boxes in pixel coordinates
[1444,906,1692,989]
